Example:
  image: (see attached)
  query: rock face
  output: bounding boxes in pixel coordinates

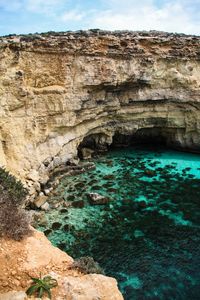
[0,229,123,300]
[0,30,199,191]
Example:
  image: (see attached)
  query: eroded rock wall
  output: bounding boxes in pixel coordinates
[0,31,199,190]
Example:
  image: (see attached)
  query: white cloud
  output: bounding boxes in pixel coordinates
[61,10,85,22]
[86,0,200,35]
[0,0,199,35]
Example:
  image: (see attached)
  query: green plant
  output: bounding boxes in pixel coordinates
[26,275,58,299]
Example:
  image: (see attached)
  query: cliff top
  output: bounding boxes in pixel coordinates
[1,29,200,39]
[0,29,199,59]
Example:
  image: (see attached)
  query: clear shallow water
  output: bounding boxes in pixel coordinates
[38,146,200,300]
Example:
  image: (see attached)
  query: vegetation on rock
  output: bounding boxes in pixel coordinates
[26,275,58,299]
[72,256,105,275]
[0,167,31,240]
[0,167,27,201]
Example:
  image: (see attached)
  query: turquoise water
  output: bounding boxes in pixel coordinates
[38,147,200,299]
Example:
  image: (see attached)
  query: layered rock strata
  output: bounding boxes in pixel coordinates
[0,30,199,193]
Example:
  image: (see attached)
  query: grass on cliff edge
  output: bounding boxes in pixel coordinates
[0,167,31,241]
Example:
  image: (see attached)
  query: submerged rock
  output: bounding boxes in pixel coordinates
[72,200,85,208]
[63,224,75,231]
[44,229,52,236]
[58,242,66,251]
[92,185,101,190]
[60,208,68,213]
[107,188,118,193]
[144,169,155,177]
[83,162,96,171]
[51,222,62,230]
[138,201,147,209]
[103,174,115,180]
[74,182,85,188]
[67,195,75,201]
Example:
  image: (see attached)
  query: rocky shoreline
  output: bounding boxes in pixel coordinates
[30,160,97,210]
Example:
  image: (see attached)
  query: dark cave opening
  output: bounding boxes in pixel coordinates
[78,133,110,159]
[78,128,172,159]
[111,128,168,148]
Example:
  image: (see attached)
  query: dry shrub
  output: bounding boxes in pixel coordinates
[0,167,31,240]
[72,256,105,275]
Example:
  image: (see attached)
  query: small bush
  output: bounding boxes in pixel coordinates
[0,167,31,240]
[0,167,27,203]
[72,256,105,275]
[26,275,58,299]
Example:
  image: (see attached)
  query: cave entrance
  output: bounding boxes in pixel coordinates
[78,128,172,159]
[78,133,111,159]
[111,128,168,148]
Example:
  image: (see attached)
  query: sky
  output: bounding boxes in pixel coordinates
[0,0,199,36]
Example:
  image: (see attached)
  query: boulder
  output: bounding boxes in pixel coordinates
[72,200,85,208]
[88,193,110,205]
[34,195,48,208]
[44,188,51,195]
[41,202,50,211]
[81,148,94,159]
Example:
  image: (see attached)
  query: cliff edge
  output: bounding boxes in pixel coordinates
[0,229,123,300]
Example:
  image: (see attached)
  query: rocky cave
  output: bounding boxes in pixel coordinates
[0,30,200,300]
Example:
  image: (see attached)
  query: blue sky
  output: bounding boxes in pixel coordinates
[0,0,199,36]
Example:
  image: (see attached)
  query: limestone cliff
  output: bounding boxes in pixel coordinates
[0,229,123,300]
[0,30,199,192]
